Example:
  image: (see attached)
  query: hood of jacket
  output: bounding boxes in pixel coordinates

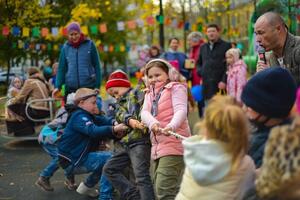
[183,135,232,186]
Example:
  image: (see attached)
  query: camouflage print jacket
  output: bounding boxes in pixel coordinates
[115,82,150,144]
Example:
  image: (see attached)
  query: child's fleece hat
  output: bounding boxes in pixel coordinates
[105,70,131,90]
[241,67,297,118]
[67,22,81,33]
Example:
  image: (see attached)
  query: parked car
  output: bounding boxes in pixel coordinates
[0,72,17,84]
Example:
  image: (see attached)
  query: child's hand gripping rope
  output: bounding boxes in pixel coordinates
[158,128,187,140]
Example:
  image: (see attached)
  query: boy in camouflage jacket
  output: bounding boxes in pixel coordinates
[103,70,155,200]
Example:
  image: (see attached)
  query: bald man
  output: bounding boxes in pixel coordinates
[255,12,300,85]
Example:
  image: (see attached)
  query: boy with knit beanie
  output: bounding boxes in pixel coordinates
[241,67,297,169]
[103,70,155,200]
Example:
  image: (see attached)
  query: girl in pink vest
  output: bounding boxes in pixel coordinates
[141,58,191,200]
[225,48,247,103]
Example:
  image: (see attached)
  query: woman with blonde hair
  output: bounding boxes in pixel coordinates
[176,95,255,200]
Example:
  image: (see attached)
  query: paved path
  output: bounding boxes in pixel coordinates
[0,109,200,200]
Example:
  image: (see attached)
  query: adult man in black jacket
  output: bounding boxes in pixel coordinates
[197,24,231,101]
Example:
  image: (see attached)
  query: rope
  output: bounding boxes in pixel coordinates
[158,128,187,140]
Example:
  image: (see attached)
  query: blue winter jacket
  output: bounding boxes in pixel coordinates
[248,119,291,168]
[162,51,189,80]
[56,39,101,92]
[58,108,114,166]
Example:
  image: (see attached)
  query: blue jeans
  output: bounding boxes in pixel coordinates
[40,144,59,178]
[103,141,154,200]
[64,151,113,200]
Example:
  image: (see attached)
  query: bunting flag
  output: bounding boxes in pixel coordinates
[117,21,125,31]
[115,44,120,52]
[51,27,59,36]
[99,23,107,33]
[184,22,190,31]
[136,19,144,28]
[192,24,197,31]
[109,45,114,52]
[41,44,47,51]
[29,43,35,50]
[36,43,41,50]
[157,15,164,24]
[98,44,104,52]
[41,28,49,37]
[47,43,52,51]
[22,27,30,37]
[171,19,178,28]
[104,45,108,52]
[127,20,136,29]
[2,26,10,36]
[32,27,40,37]
[18,40,23,49]
[177,21,184,29]
[53,44,59,51]
[165,17,172,26]
[120,45,126,52]
[81,26,88,35]
[146,16,155,25]
[60,27,67,36]
[12,26,21,36]
[197,24,203,32]
[90,25,98,34]
[24,42,29,50]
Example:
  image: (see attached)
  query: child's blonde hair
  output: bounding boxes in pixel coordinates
[226,48,240,63]
[200,95,249,168]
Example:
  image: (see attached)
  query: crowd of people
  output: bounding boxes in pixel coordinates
[3,11,300,200]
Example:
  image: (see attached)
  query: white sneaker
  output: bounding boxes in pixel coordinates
[76,182,99,198]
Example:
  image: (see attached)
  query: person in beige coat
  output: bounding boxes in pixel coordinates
[176,96,255,200]
[6,67,51,135]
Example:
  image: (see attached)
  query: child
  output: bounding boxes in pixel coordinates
[141,58,191,199]
[255,114,300,199]
[103,70,155,200]
[241,67,297,168]
[35,93,77,192]
[7,76,23,103]
[225,48,247,103]
[6,76,23,120]
[57,88,127,200]
[176,95,255,200]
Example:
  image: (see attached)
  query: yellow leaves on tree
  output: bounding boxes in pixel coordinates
[70,3,102,24]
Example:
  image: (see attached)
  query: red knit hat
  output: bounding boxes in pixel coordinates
[105,70,131,90]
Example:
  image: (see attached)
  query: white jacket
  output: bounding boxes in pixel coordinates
[176,135,255,200]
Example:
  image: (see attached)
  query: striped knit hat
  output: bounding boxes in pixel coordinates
[105,70,131,90]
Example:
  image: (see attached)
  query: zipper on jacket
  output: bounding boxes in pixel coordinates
[76,49,80,89]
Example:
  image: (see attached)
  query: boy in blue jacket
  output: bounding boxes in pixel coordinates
[57,88,127,200]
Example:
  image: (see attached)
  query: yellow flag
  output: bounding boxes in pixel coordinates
[81,26,88,35]
[53,45,58,51]
[23,27,30,37]
[120,45,125,52]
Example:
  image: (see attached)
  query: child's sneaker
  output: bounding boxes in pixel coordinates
[76,182,99,198]
[35,176,54,192]
[64,177,78,191]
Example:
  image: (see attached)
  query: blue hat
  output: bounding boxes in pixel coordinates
[241,67,296,118]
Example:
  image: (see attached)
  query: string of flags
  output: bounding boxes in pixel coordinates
[1,16,201,38]
[10,40,131,53]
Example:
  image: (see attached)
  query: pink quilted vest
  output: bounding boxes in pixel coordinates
[147,82,191,160]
